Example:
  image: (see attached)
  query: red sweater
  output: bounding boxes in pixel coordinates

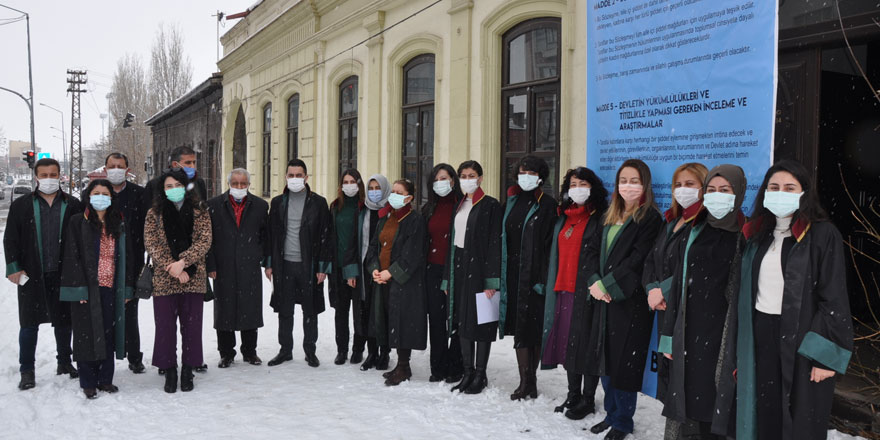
[427,196,456,265]
[554,205,592,293]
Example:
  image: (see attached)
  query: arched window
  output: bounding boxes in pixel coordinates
[232,106,247,169]
[287,94,299,162]
[402,54,435,207]
[262,103,272,197]
[339,76,358,176]
[501,18,561,195]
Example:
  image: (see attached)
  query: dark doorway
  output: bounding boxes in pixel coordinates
[232,106,247,169]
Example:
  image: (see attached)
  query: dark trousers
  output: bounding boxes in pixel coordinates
[279,261,318,356]
[567,371,600,400]
[124,298,142,363]
[152,293,204,369]
[217,329,258,359]
[78,287,116,389]
[19,271,72,372]
[601,375,638,434]
[333,281,366,354]
[426,263,462,377]
[754,310,783,440]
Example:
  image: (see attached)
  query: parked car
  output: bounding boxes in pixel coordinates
[12,183,32,201]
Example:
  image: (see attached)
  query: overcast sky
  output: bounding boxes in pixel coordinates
[0,0,248,161]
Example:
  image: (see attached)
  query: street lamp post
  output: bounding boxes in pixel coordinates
[41,103,69,178]
[0,4,36,158]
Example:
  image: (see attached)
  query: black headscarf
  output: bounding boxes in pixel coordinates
[704,164,746,232]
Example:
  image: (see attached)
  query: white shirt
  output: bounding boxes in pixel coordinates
[755,216,792,315]
[453,197,473,249]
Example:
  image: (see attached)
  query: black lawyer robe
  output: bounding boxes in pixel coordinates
[441,190,502,342]
[4,192,83,328]
[585,208,663,392]
[659,221,741,424]
[713,220,853,440]
[267,187,333,317]
[59,213,135,362]
[206,192,270,331]
[365,207,428,350]
[328,198,365,307]
[113,182,147,276]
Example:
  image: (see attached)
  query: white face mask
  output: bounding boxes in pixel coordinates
[568,187,591,205]
[432,180,452,197]
[106,168,127,185]
[673,187,701,209]
[518,174,541,192]
[287,177,305,193]
[38,178,60,195]
[342,183,359,197]
[460,178,479,195]
[703,192,736,219]
[229,187,248,201]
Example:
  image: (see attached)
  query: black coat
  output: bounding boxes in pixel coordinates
[441,190,502,342]
[500,188,557,341]
[113,182,147,276]
[60,213,135,362]
[4,192,83,327]
[267,187,332,316]
[328,198,365,307]
[659,221,741,424]
[585,208,663,392]
[365,206,428,350]
[713,219,853,440]
[206,192,269,331]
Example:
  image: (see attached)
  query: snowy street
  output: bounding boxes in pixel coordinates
[0,221,863,439]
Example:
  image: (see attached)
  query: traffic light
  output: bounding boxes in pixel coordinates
[22,150,35,169]
[122,112,135,128]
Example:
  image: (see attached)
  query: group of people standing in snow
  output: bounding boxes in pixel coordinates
[5,146,852,440]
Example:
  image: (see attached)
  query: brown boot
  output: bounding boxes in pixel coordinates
[510,348,530,400]
[384,349,412,386]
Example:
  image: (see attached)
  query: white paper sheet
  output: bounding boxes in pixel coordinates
[475,291,500,325]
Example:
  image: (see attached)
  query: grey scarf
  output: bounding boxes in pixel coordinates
[704,164,746,232]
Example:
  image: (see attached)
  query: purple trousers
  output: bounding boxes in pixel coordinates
[542,291,574,366]
[152,293,204,369]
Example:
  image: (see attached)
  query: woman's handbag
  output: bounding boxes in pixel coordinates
[135,256,153,299]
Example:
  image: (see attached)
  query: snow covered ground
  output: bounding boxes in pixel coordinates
[0,225,864,439]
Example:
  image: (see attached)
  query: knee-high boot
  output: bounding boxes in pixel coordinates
[511,348,531,400]
[451,336,475,392]
[464,341,491,395]
[555,371,584,412]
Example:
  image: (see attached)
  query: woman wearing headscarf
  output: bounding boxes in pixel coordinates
[357,174,392,371]
[714,160,852,440]
[539,167,607,418]
[60,179,134,398]
[657,164,746,439]
[641,163,707,405]
[422,163,464,383]
[586,159,663,440]
[500,155,558,401]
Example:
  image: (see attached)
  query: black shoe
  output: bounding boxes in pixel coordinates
[350,351,364,364]
[590,421,611,434]
[334,352,347,365]
[57,363,79,379]
[463,370,488,394]
[384,364,412,386]
[83,388,98,399]
[445,373,463,384]
[267,353,293,367]
[429,374,445,382]
[180,366,194,392]
[555,392,582,413]
[18,371,35,390]
[375,353,390,371]
[604,428,628,440]
[451,370,474,393]
[360,354,376,371]
[243,355,262,365]
[97,384,119,393]
[158,368,165,376]
[566,399,596,420]
[218,357,234,368]
[128,360,146,374]
[194,364,208,373]
[305,353,320,368]
[164,367,178,393]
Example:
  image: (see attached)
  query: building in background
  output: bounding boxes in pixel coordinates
[145,73,223,197]
[218,0,584,203]
[7,140,38,177]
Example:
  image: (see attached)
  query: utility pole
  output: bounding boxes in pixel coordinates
[67,70,87,195]
[212,10,225,62]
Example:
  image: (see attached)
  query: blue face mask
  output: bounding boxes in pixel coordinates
[165,187,186,203]
[702,192,736,219]
[90,194,112,212]
[368,190,384,203]
[182,166,196,179]
[518,173,541,191]
[388,193,409,210]
[764,190,803,218]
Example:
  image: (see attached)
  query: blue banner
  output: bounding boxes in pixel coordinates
[586,0,777,213]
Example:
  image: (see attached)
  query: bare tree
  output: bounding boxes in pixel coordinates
[108,53,151,183]
[149,22,193,111]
